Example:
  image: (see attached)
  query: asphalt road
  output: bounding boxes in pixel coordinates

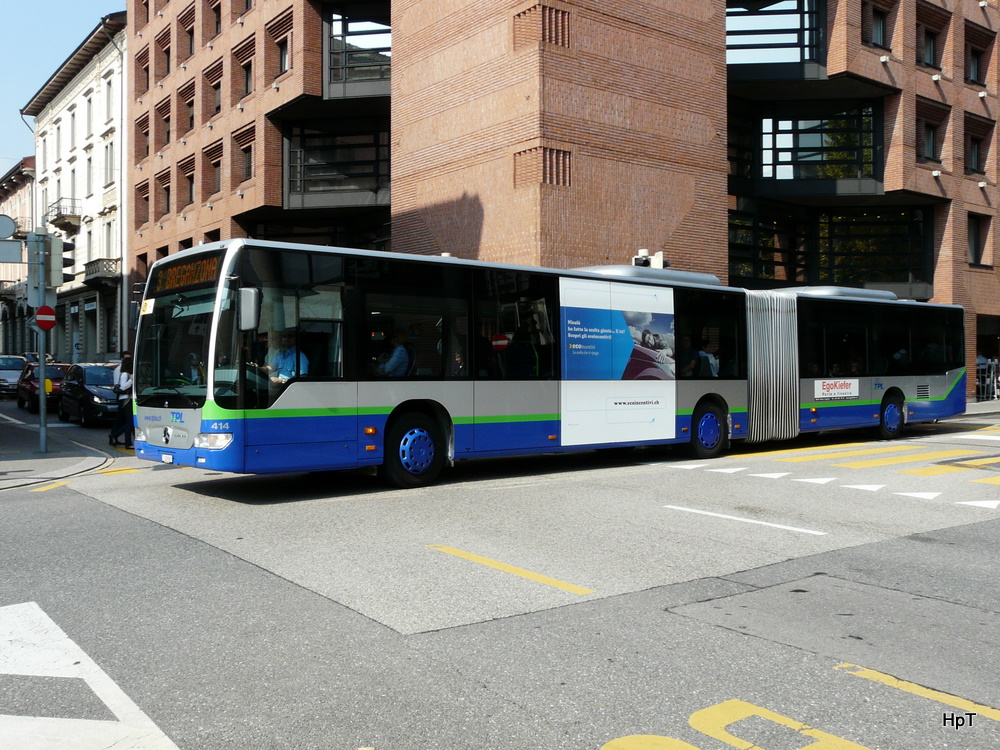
[2,397,1000,749]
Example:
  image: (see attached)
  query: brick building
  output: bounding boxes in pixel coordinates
[127,0,1000,390]
[126,0,727,276]
[726,0,1000,372]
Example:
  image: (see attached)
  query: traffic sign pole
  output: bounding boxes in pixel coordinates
[32,307,56,454]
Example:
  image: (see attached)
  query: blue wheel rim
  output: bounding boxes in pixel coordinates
[697,413,722,450]
[399,427,435,475]
[884,402,901,433]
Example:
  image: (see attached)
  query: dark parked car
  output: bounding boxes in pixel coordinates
[16,362,67,413]
[0,355,27,397]
[58,363,120,427]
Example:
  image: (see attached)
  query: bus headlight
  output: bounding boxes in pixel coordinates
[134,427,147,442]
[194,432,233,450]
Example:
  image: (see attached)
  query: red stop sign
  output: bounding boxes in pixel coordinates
[35,305,56,331]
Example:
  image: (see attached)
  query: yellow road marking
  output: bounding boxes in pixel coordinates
[738,442,867,458]
[29,481,69,492]
[898,465,970,476]
[957,456,1000,466]
[834,449,984,468]
[427,545,594,595]
[777,445,920,463]
[972,475,1000,485]
[836,663,1000,721]
[99,468,141,475]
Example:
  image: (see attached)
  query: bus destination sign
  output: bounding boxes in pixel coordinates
[152,255,222,294]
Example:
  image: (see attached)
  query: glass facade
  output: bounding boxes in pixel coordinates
[288,125,390,195]
[329,11,391,82]
[761,104,877,181]
[729,208,932,287]
[726,0,824,65]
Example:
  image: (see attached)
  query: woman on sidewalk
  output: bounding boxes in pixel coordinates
[108,352,133,448]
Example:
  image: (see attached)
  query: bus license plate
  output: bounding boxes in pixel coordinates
[161,454,174,464]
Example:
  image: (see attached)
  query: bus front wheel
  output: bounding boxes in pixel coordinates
[691,402,727,459]
[379,412,446,488]
[878,395,905,440]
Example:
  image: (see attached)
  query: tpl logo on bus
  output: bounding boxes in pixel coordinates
[170,412,184,423]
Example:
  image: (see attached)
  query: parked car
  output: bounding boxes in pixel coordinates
[0,355,27,397]
[58,363,120,427]
[16,362,67,413]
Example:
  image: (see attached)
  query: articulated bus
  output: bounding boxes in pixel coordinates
[132,239,966,487]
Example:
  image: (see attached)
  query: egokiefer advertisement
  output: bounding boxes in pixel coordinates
[559,278,676,446]
[813,379,860,400]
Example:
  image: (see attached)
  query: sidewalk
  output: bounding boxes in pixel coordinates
[0,420,112,492]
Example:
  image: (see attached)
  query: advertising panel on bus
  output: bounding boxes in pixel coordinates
[559,278,676,446]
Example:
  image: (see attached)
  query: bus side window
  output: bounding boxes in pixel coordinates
[473,269,558,380]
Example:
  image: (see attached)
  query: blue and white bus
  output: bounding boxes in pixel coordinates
[132,239,966,487]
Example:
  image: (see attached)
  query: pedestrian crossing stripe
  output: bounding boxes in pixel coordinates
[834,449,984,469]
[898,466,970,477]
[777,445,920,463]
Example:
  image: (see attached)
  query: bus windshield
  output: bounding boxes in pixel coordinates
[135,284,218,408]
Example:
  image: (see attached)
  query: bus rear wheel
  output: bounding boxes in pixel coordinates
[379,412,446,488]
[691,402,726,459]
[878,395,905,440]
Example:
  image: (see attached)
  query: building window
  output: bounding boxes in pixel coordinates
[242,60,253,96]
[277,38,289,75]
[105,79,114,121]
[872,9,888,48]
[86,157,93,195]
[212,4,222,37]
[86,97,93,135]
[966,114,994,175]
[241,144,253,181]
[969,213,990,265]
[923,123,938,160]
[917,96,949,163]
[969,48,984,83]
[760,103,878,180]
[922,31,937,66]
[104,142,115,186]
[186,173,195,205]
[966,23,994,85]
[970,137,984,172]
[329,10,391,82]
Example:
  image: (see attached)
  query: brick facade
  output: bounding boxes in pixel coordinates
[391,0,729,275]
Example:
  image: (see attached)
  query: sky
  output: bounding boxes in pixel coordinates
[0,2,126,177]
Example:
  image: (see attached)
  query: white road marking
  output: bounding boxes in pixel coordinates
[955,500,1000,509]
[748,472,790,478]
[0,602,179,749]
[950,434,1000,441]
[841,484,885,491]
[893,492,942,500]
[663,505,827,535]
[793,477,838,484]
[668,463,710,470]
[707,467,747,474]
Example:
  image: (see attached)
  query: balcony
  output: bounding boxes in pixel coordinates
[47,198,82,234]
[83,257,120,290]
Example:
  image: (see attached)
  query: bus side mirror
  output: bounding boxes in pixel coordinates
[239,288,261,331]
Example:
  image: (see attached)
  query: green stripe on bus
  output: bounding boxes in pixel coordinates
[471,413,559,424]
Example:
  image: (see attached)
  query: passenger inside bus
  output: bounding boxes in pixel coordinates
[376,329,414,377]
